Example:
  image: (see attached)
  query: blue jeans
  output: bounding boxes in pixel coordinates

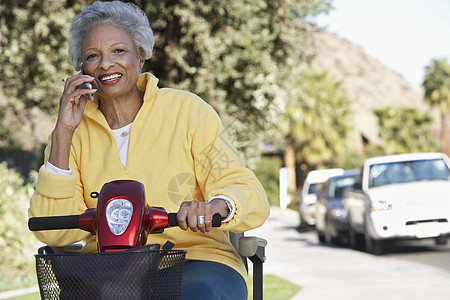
[181,260,247,300]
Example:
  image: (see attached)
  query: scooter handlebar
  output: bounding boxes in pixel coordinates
[28,212,222,232]
[29,215,80,231]
[168,213,222,227]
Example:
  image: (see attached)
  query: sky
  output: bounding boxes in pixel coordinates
[316,0,450,86]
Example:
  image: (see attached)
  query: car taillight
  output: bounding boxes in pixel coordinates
[106,198,133,236]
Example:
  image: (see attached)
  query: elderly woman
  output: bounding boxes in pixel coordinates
[28,1,269,299]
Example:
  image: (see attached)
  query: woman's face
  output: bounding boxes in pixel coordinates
[81,23,144,99]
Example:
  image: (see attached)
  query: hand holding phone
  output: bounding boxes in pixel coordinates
[78,66,95,101]
[78,82,94,101]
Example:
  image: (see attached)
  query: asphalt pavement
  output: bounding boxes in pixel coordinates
[246,207,450,300]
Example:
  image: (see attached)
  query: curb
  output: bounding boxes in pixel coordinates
[0,286,39,299]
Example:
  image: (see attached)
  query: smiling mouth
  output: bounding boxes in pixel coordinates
[99,73,123,83]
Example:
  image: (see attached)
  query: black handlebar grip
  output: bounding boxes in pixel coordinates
[28,215,80,231]
[168,213,222,227]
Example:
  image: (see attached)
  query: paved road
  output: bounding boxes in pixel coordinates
[246,207,450,300]
[383,238,450,272]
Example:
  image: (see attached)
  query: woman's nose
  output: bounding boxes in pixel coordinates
[99,54,114,70]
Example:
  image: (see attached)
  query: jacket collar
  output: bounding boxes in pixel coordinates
[138,72,159,102]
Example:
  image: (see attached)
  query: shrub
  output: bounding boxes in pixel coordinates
[253,156,282,206]
[0,162,37,291]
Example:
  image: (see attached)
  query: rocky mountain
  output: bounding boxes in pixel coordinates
[312,29,435,153]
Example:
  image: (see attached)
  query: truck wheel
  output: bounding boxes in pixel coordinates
[348,223,365,250]
[324,219,336,244]
[435,235,448,246]
[365,232,384,255]
[298,211,309,230]
[298,212,304,229]
[317,229,326,243]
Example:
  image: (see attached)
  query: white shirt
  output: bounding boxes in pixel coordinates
[111,122,132,167]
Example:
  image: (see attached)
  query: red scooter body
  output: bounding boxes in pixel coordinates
[94,180,169,252]
[96,180,146,251]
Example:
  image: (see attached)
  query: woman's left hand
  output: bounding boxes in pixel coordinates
[176,200,228,233]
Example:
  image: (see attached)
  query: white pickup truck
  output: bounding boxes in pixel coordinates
[343,152,450,255]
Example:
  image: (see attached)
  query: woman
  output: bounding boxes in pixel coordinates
[28,1,269,299]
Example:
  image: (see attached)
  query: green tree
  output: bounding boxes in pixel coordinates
[0,0,82,167]
[278,69,352,193]
[0,0,82,113]
[422,57,450,156]
[374,107,439,154]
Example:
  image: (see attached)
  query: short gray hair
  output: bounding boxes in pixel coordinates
[68,1,154,71]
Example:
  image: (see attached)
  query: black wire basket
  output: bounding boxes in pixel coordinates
[35,244,186,300]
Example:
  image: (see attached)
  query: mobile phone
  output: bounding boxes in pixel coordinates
[79,66,94,101]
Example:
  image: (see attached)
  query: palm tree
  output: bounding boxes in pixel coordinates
[423,57,450,156]
[374,107,439,153]
[279,70,351,195]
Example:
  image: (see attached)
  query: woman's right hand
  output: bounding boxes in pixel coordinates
[49,74,96,170]
[57,74,96,132]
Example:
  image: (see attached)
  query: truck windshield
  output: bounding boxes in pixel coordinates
[369,158,450,188]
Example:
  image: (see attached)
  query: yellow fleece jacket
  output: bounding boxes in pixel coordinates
[28,73,270,285]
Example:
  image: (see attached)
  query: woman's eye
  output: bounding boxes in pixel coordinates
[114,49,125,54]
[86,53,98,60]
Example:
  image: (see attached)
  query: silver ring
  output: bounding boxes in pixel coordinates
[198,215,205,225]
